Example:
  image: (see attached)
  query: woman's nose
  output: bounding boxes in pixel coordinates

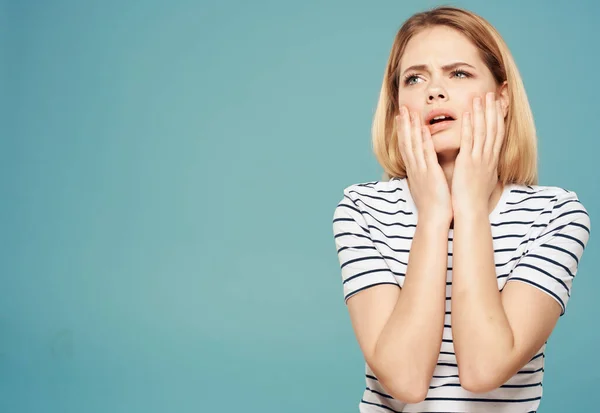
[428,90,447,101]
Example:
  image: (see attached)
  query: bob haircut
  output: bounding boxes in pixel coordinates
[373,6,538,185]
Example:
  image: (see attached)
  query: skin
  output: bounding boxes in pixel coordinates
[396,25,509,223]
[395,25,563,393]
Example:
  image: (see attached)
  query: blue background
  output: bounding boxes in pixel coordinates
[2,0,598,411]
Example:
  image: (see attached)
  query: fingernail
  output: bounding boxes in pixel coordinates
[474,97,481,106]
[400,106,406,116]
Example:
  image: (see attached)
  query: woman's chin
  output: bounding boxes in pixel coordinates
[432,131,460,155]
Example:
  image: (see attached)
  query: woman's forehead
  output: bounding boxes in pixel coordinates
[400,27,481,69]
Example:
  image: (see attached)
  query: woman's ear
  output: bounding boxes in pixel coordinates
[498,81,509,118]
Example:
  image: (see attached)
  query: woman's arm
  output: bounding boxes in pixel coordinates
[450,94,591,393]
[338,109,453,403]
[451,209,560,393]
[347,216,449,403]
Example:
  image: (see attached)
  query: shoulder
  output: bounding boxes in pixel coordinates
[333,178,411,216]
[332,178,414,229]
[339,179,404,204]
[508,184,589,212]
[507,183,591,236]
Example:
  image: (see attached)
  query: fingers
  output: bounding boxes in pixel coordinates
[410,111,427,171]
[463,93,505,167]
[471,96,485,156]
[397,106,429,173]
[483,92,498,157]
[422,123,438,167]
[396,106,415,167]
[460,111,473,153]
[492,99,505,160]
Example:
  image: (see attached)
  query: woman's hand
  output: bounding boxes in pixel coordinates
[396,106,453,225]
[451,92,505,217]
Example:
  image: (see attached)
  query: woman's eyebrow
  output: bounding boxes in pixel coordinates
[401,61,476,77]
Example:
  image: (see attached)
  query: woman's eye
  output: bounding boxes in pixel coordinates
[406,75,422,85]
[452,70,470,79]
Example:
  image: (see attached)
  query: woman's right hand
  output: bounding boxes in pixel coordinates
[396,106,453,225]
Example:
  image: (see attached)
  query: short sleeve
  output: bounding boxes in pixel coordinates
[332,188,399,303]
[507,191,591,316]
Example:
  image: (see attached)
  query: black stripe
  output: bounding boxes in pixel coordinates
[500,207,547,214]
[334,231,371,242]
[366,386,393,399]
[501,382,542,388]
[555,199,581,210]
[360,399,401,413]
[506,195,556,205]
[529,352,545,361]
[347,189,407,205]
[378,187,404,194]
[539,243,579,264]
[512,189,544,195]
[519,257,573,284]
[340,255,386,269]
[495,255,522,268]
[437,362,458,367]
[335,228,413,256]
[337,202,417,229]
[355,181,378,187]
[495,247,519,253]
[492,220,536,226]
[549,209,589,226]
[538,221,591,240]
[425,396,541,403]
[429,382,462,389]
[370,239,411,255]
[337,245,377,254]
[351,196,414,216]
[337,235,411,263]
[369,224,414,241]
[432,373,460,379]
[571,221,591,234]
[554,232,585,249]
[332,217,369,234]
[431,374,459,379]
[494,233,535,241]
[342,268,401,284]
[429,380,541,390]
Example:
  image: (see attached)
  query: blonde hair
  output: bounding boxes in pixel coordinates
[373,6,538,185]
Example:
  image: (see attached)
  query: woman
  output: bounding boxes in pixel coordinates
[332,6,591,412]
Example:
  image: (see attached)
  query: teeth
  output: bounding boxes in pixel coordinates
[429,114,453,125]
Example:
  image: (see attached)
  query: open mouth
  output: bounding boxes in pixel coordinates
[429,115,455,125]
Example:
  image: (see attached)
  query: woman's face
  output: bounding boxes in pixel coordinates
[397,25,508,159]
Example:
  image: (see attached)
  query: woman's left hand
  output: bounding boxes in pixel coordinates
[451,92,506,217]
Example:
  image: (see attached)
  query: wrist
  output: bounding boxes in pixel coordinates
[453,206,488,223]
[418,212,452,230]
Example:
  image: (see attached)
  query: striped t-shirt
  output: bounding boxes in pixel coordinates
[332,177,591,413]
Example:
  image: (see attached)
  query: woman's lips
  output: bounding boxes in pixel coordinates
[427,120,455,135]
